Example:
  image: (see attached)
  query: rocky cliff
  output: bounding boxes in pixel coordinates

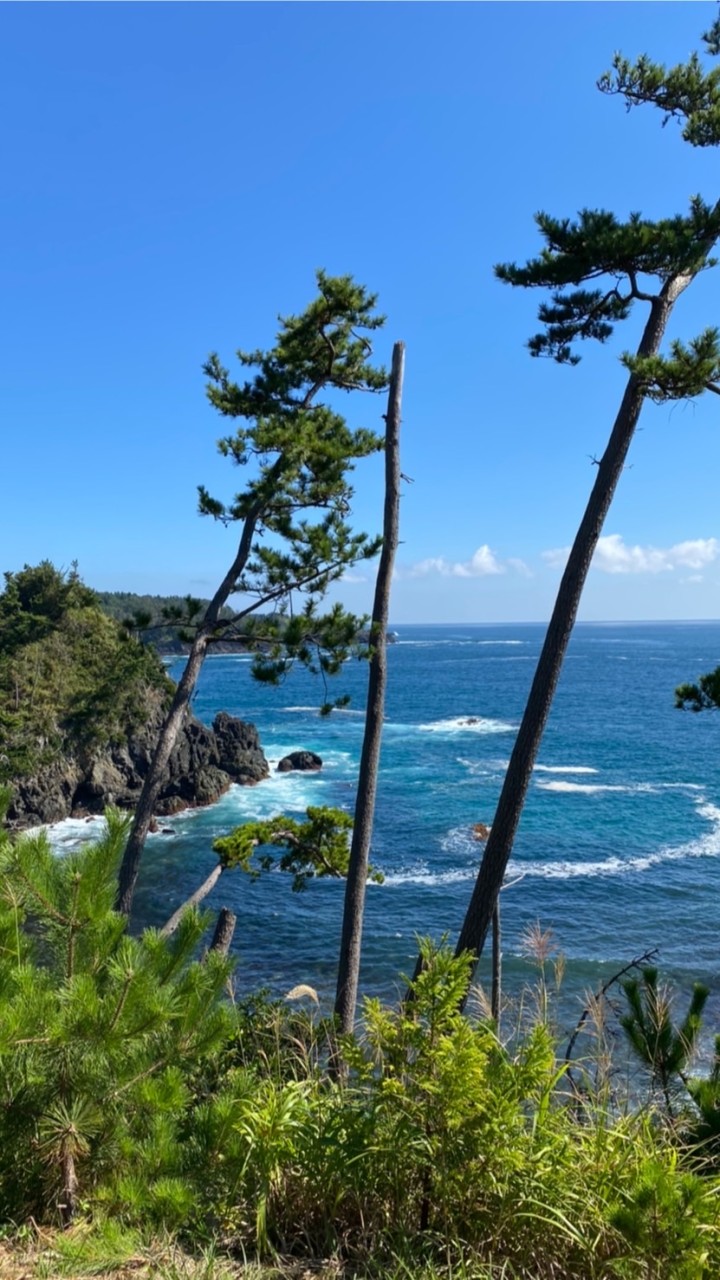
[6,698,269,828]
[1,564,271,830]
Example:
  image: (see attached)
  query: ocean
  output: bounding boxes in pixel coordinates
[50,621,720,1031]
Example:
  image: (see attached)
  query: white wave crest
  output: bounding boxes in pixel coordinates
[537,780,703,796]
[281,705,364,717]
[418,716,515,735]
[384,865,475,887]
[533,765,598,775]
[431,796,720,884]
[27,814,109,852]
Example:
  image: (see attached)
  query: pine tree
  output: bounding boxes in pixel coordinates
[0,806,233,1224]
[117,273,388,917]
[676,665,720,710]
[620,966,708,1116]
[453,18,720,983]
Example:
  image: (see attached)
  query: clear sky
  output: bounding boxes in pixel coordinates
[3,1,719,623]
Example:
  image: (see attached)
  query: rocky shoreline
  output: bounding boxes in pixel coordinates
[6,704,270,830]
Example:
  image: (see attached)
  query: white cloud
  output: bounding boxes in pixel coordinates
[408,545,529,579]
[543,533,719,575]
[341,571,367,584]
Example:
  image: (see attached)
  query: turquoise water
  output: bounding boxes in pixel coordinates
[54,622,720,1021]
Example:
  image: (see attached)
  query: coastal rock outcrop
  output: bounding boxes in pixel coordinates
[7,699,269,829]
[276,750,323,773]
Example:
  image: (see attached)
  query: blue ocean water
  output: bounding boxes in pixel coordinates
[52,622,720,1021]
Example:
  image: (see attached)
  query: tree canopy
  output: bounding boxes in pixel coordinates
[117,272,389,916]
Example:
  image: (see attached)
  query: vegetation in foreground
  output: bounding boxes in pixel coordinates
[2,810,720,1280]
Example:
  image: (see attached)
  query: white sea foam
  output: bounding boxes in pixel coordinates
[537,780,702,796]
[533,765,599,775]
[418,716,515,735]
[425,795,720,885]
[475,640,526,646]
[281,705,364,717]
[27,814,109,852]
[525,805,720,879]
[395,639,526,647]
[383,865,475,887]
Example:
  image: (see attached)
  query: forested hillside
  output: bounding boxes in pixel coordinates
[0,563,269,826]
[0,564,172,785]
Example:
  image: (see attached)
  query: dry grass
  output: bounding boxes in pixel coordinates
[0,1235,344,1280]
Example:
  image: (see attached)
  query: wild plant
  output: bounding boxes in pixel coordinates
[0,809,233,1226]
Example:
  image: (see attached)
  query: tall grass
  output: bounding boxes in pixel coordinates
[1,824,720,1277]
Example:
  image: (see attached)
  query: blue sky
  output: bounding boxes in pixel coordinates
[2,1,719,623]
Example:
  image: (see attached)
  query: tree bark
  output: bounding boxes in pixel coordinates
[116,503,262,917]
[334,342,405,1036]
[209,906,237,956]
[453,278,691,993]
[491,900,501,1025]
[159,861,225,936]
[59,1145,78,1227]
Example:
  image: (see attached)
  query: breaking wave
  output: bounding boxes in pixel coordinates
[418,716,515,735]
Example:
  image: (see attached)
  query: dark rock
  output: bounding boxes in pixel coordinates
[192,766,233,808]
[6,695,270,830]
[213,712,269,786]
[276,750,323,774]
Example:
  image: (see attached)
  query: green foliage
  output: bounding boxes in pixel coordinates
[496,27,720,379]
[96,591,233,651]
[212,805,383,891]
[0,564,172,782]
[194,271,387,699]
[2,888,720,1277]
[621,967,708,1113]
[598,17,720,148]
[0,813,233,1225]
[676,665,720,711]
[495,199,720,366]
[685,1035,720,1160]
[623,327,720,401]
[183,944,720,1275]
[0,562,97,659]
[609,1157,713,1280]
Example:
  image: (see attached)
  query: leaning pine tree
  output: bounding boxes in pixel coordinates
[454,18,720,979]
[117,273,388,917]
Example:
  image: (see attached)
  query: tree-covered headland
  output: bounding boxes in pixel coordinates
[0,562,172,788]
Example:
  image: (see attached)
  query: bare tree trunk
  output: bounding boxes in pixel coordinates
[209,906,237,956]
[491,900,501,1025]
[334,342,405,1036]
[59,1145,78,1227]
[453,278,691,995]
[116,505,262,917]
[159,862,225,936]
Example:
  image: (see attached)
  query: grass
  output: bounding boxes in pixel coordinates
[0,1232,521,1280]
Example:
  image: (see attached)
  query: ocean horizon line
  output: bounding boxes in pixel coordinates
[386,618,720,628]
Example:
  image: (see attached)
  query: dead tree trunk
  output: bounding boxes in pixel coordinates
[159,862,225,936]
[453,279,690,996]
[209,906,237,956]
[334,342,405,1036]
[491,901,501,1025]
